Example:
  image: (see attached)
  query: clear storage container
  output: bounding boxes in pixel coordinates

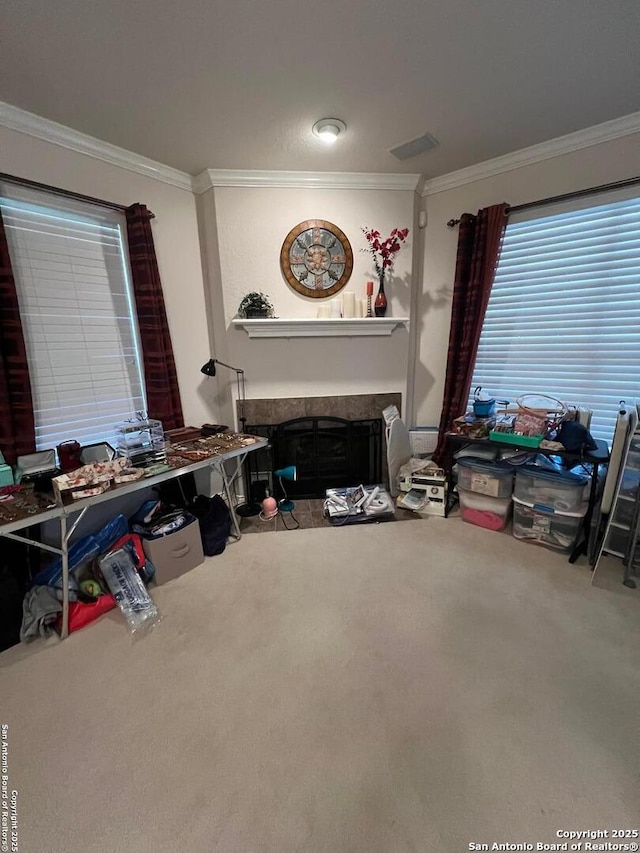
[514,466,588,512]
[457,457,514,498]
[458,487,512,531]
[512,496,586,552]
[116,415,166,468]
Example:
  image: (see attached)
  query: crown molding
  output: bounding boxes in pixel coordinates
[194,168,421,193]
[421,111,640,197]
[0,101,194,192]
[5,99,637,200]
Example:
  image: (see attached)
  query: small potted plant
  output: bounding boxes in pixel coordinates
[237,291,275,318]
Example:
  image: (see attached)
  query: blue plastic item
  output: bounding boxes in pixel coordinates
[92,514,129,554]
[129,500,163,527]
[456,457,513,475]
[472,387,496,418]
[516,465,587,487]
[33,514,128,589]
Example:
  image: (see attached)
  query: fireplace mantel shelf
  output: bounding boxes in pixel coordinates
[232,317,409,338]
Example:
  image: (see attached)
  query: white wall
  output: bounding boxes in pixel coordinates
[0,126,215,428]
[204,185,416,420]
[415,132,640,428]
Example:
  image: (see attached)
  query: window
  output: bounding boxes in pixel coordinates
[470,192,640,443]
[0,183,146,450]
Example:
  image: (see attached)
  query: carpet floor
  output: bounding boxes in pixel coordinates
[2,516,639,852]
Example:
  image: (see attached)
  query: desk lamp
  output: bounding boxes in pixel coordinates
[200,359,247,433]
[201,357,260,517]
[274,465,297,513]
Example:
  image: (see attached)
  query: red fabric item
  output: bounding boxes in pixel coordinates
[460,507,506,531]
[433,203,509,468]
[110,533,146,569]
[0,207,36,465]
[56,534,148,635]
[58,594,117,634]
[125,203,184,431]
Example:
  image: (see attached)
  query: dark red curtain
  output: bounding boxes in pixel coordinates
[433,203,509,467]
[0,208,36,465]
[125,204,184,431]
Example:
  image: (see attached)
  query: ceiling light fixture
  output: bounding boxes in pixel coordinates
[312,118,346,144]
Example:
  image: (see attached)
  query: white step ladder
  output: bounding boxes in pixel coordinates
[593,403,640,588]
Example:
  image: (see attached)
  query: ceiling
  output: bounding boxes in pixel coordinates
[1,0,639,179]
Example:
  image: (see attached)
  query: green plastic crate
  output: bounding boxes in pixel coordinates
[489,430,542,448]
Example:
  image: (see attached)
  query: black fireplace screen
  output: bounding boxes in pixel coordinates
[244,417,382,500]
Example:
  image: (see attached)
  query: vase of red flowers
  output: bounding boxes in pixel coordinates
[362,226,410,318]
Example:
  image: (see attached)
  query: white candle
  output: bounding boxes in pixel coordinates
[358,298,367,317]
[342,291,356,318]
[355,299,364,318]
[330,299,342,318]
[317,305,331,318]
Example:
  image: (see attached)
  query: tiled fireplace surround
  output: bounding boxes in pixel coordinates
[239,392,401,491]
[239,393,402,429]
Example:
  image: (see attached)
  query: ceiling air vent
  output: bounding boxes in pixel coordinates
[389,132,439,161]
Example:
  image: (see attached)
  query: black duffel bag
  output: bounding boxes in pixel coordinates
[190,494,232,556]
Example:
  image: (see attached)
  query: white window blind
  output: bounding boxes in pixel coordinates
[470,193,640,444]
[1,184,146,450]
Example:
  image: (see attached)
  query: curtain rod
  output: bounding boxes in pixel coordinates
[446,174,640,227]
[0,172,138,215]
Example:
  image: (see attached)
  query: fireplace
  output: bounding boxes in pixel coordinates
[240,393,401,501]
[247,417,381,499]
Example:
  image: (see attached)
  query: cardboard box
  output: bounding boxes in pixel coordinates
[142,517,204,585]
[52,458,128,501]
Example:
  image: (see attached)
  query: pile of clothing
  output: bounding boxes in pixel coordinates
[20,503,186,641]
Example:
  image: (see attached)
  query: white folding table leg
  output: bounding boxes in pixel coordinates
[215,457,244,540]
[59,506,89,639]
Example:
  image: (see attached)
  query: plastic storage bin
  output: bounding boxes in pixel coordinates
[116,416,166,468]
[458,487,512,531]
[514,466,588,512]
[512,496,586,552]
[456,457,513,498]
